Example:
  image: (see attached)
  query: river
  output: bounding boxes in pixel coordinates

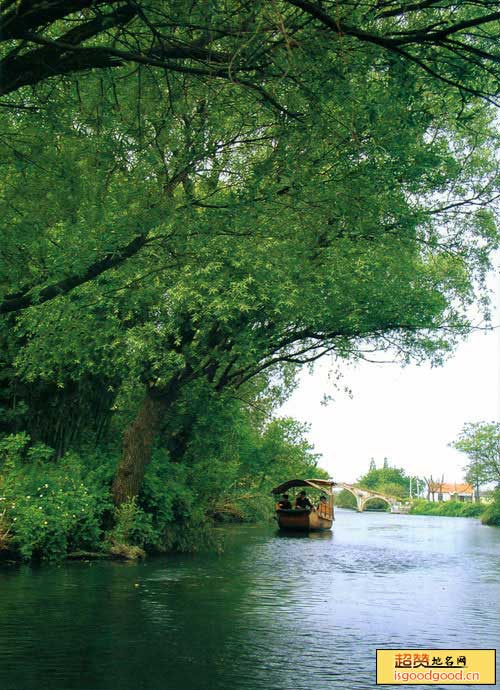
[0,509,499,690]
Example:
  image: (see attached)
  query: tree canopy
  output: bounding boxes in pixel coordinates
[357,460,414,499]
[4,1,500,104]
[1,1,500,558]
[452,422,500,489]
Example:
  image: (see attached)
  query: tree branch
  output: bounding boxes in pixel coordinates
[0,233,150,314]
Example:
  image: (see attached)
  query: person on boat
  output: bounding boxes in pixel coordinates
[278,494,292,510]
[317,494,328,515]
[295,490,313,510]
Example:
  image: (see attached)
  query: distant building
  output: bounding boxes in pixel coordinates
[428,482,474,503]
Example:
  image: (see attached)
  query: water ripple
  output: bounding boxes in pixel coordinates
[0,511,498,690]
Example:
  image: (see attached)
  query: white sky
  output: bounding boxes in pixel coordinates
[279,269,500,485]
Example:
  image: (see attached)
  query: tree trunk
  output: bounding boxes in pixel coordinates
[112,388,167,506]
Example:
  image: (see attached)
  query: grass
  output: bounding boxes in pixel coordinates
[410,499,485,518]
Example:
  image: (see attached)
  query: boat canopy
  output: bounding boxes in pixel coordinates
[271,478,336,495]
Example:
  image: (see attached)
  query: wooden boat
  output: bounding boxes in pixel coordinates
[271,478,335,531]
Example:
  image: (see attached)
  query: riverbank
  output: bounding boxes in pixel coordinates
[410,498,500,526]
[0,424,321,562]
[335,490,500,526]
[409,498,484,518]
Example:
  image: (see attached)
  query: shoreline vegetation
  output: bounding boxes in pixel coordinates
[2,443,498,564]
[2,486,499,566]
[335,462,500,528]
[336,495,500,527]
[0,424,326,563]
[410,499,484,519]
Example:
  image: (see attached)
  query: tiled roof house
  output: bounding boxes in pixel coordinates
[428,481,474,502]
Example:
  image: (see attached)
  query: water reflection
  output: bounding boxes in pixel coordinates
[275,528,333,540]
[0,510,498,690]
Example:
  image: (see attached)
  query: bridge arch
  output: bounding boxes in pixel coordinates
[335,483,404,512]
[361,495,391,511]
[337,485,361,508]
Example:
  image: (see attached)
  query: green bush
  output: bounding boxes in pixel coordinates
[0,435,223,560]
[481,500,500,526]
[140,450,220,552]
[0,435,111,561]
[0,398,330,561]
[410,499,484,518]
[108,497,157,551]
[460,502,486,518]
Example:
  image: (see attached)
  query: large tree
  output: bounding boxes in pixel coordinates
[3,1,500,101]
[3,2,500,315]
[452,422,500,498]
[110,98,499,501]
[1,2,500,506]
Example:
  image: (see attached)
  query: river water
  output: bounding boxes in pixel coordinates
[0,509,499,690]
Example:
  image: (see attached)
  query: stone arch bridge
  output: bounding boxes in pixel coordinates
[335,483,410,513]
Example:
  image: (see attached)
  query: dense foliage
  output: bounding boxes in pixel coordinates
[451,423,500,525]
[410,499,485,519]
[0,406,322,560]
[335,490,358,510]
[452,422,500,489]
[2,2,500,557]
[357,459,419,500]
[481,493,500,527]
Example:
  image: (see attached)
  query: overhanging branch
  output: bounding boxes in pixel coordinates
[0,233,150,314]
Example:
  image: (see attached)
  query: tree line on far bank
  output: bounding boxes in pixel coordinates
[336,436,500,526]
[335,459,424,511]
